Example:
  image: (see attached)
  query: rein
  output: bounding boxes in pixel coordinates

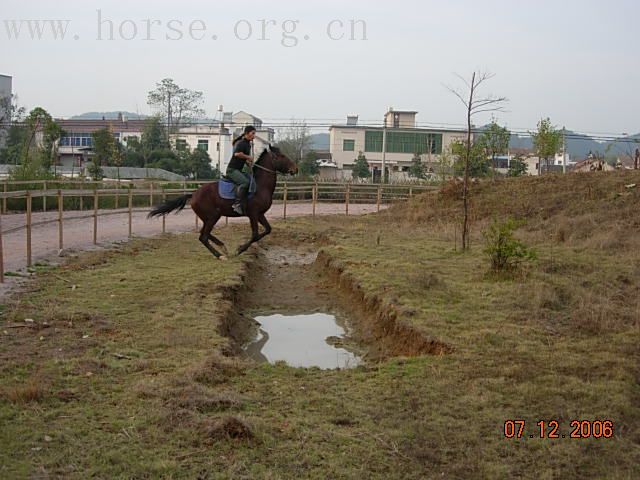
[252,151,278,175]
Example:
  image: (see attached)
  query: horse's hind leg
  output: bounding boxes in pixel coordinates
[199,213,223,259]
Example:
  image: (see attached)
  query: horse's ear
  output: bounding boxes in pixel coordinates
[267,143,272,151]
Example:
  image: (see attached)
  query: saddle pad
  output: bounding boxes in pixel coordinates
[218,179,257,200]
[218,179,237,200]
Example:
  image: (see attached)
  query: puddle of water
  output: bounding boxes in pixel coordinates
[245,313,361,369]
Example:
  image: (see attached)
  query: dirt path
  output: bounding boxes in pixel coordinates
[0,203,382,298]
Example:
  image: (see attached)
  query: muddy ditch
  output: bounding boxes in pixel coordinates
[215,237,451,370]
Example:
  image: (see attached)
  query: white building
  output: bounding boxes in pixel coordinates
[329,108,468,181]
[0,74,13,148]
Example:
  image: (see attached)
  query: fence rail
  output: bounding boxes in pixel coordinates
[0,182,436,282]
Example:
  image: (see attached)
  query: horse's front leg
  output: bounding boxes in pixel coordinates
[236,214,260,256]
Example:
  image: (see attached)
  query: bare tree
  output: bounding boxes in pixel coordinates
[275,119,313,165]
[446,72,507,251]
[147,78,205,134]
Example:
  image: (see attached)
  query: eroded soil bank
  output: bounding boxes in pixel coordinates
[219,237,451,364]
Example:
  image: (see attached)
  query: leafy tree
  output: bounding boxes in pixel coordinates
[483,218,536,272]
[184,148,215,179]
[0,124,28,164]
[351,151,370,180]
[0,93,26,146]
[531,118,561,174]
[508,156,528,177]
[298,150,320,177]
[408,152,426,179]
[478,120,510,179]
[147,79,204,133]
[452,140,490,178]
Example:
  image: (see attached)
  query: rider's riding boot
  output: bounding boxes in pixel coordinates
[233,188,247,215]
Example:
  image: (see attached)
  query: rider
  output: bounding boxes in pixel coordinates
[226,125,256,214]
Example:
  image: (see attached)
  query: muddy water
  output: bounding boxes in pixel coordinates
[245,313,361,369]
[239,244,363,369]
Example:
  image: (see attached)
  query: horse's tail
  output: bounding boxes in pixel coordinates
[147,194,192,218]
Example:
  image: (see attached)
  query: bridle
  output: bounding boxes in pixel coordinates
[252,149,278,175]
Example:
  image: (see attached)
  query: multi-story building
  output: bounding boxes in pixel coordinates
[329,108,468,181]
[53,110,274,175]
[0,74,13,148]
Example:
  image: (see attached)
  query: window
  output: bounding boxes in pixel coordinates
[386,132,442,154]
[364,130,383,152]
[343,139,355,151]
[197,139,209,151]
[176,139,187,151]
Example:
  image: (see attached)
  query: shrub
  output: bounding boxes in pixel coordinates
[483,218,536,272]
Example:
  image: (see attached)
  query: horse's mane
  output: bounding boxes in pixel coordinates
[256,146,280,163]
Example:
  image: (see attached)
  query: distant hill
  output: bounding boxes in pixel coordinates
[70,111,148,120]
[309,133,329,151]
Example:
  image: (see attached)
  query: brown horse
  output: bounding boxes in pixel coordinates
[148,145,298,258]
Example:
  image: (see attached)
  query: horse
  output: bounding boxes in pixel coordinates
[148,145,298,258]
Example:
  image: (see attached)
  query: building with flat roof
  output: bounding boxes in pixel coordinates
[50,110,274,174]
[0,74,13,148]
[329,108,469,181]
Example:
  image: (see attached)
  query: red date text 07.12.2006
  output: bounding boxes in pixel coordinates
[503,420,614,439]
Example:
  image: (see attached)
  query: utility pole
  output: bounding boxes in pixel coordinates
[562,126,566,174]
[381,111,387,184]
[167,91,172,144]
[217,104,223,175]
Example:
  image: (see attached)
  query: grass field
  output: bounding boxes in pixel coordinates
[1,172,639,479]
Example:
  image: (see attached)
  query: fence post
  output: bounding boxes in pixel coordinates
[79,178,84,211]
[2,181,6,214]
[149,182,154,208]
[43,181,47,213]
[0,207,4,283]
[128,186,133,238]
[283,182,288,220]
[409,186,413,198]
[26,192,32,268]
[345,184,350,216]
[377,185,382,213]
[115,178,120,210]
[58,190,63,252]
[312,183,317,219]
[93,189,98,245]
[162,189,166,234]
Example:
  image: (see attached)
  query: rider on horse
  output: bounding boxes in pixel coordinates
[227,125,256,214]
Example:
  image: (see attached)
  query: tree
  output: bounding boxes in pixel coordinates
[478,120,510,179]
[276,120,313,165]
[352,151,370,180]
[408,152,426,179]
[447,72,507,251]
[508,156,528,177]
[90,127,118,179]
[298,150,320,177]
[0,93,25,146]
[184,148,215,179]
[436,148,453,184]
[147,78,205,133]
[452,141,490,178]
[531,118,561,175]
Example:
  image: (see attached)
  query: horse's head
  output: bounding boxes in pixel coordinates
[267,145,298,176]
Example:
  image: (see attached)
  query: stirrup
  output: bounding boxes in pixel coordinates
[232,202,243,214]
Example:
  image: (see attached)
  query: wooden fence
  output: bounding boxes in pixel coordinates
[0,181,436,282]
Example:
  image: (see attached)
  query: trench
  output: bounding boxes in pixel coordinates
[219,241,451,370]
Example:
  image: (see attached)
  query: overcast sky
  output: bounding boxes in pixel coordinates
[2,0,638,134]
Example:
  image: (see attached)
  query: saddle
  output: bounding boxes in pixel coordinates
[218,176,257,201]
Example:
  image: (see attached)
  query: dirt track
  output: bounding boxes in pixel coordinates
[1,202,382,277]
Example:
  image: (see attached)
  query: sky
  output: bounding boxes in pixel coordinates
[1,0,639,135]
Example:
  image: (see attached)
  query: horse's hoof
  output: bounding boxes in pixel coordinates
[219,255,228,262]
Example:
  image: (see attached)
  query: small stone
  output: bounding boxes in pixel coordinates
[44,435,52,442]
[85,372,93,377]
[24,319,34,323]
[71,285,77,291]
[82,335,90,339]
[3,330,8,335]
[39,336,45,341]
